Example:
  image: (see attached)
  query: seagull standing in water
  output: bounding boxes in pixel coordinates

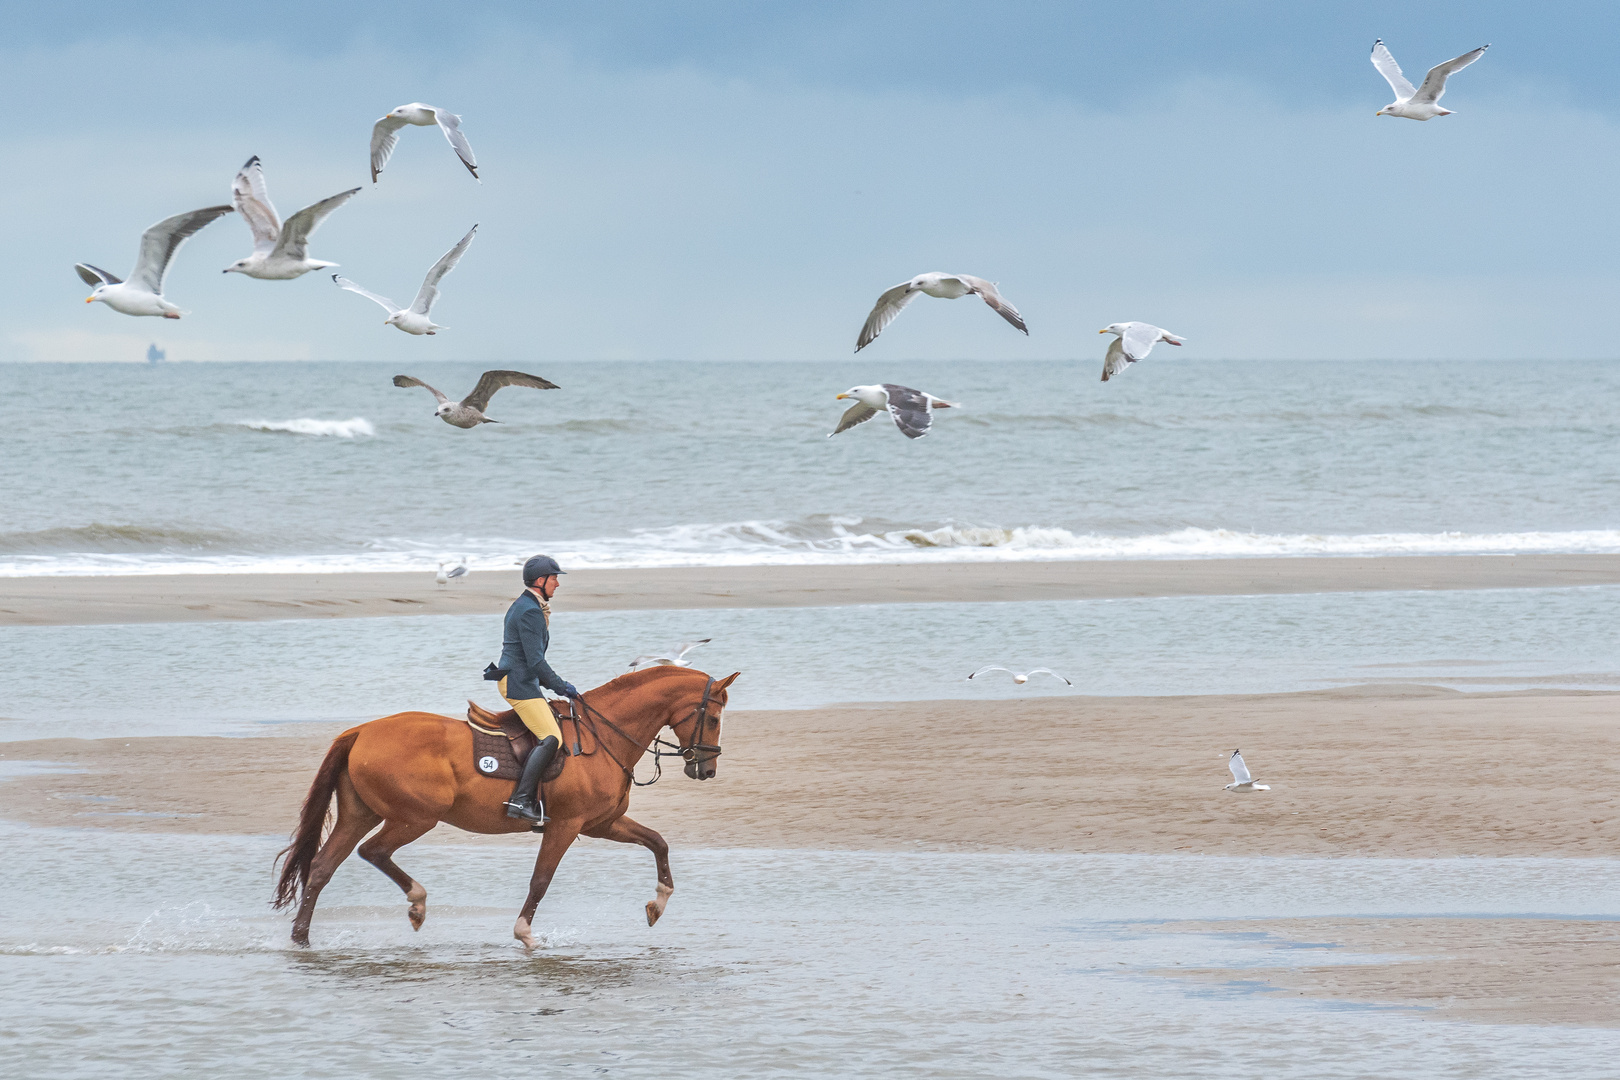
[76,204,235,318]
[856,273,1027,351]
[393,369,561,428]
[830,384,958,440]
[967,666,1073,685]
[629,639,712,670]
[223,157,360,279]
[1224,749,1271,792]
[1098,322,1184,382]
[1371,40,1489,121]
[333,225,477,335]
[370,103,479,182]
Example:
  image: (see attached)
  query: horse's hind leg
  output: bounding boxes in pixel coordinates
[357,817,438,931]
[292,772,381,946]
[585,814,674,926]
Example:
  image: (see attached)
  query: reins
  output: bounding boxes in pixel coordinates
[563,675,722,787]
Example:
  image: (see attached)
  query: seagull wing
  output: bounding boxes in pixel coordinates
[130,204,235,295]
[957,275,1028,334]
[232,156,281,253]
[334,275,401,314]
[830,400,880,436]
[1228,750,1253,785]
[274,188,361,261]
[392,375,450,404]
[411,225,477,315]
[675,639,712,661]
[369,115,409,183]
[1025,668,1072,685]
[968,666,1014,681]
[1370,39,1416,101]
[1121,322,1164,361]
[881,383,936,439]
[630,655,676,669]
[461,369,561,411]
[1412,45,1488,106]
[430,108,480,180]
[1101,337,1132,382]
[447,564,467,578]
[856,281,920,351]
[75,263,122,287]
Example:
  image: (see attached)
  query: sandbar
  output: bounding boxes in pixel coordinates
[4,553,1620,626]
[3,685,1616,857]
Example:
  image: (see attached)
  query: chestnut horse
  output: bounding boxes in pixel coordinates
[273,666,737,948]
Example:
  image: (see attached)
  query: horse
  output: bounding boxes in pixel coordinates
[273,666,737,949]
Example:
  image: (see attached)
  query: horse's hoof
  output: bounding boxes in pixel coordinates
[646,882,674,926]
[513,916,536,952]
[407,884,427,931]
[645,901,660,926]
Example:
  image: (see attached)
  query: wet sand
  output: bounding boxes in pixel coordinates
[3,685,1616,857]
[4,553,1620,626]
[1151,917,1620,1027]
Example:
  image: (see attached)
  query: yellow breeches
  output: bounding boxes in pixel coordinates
[497,677,564,743]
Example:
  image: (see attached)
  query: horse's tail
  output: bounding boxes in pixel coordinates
[272,729,359,909]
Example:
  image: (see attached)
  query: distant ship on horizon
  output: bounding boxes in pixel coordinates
[146,343,165,364]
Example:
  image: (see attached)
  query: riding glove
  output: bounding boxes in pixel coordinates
[559,682,580,698]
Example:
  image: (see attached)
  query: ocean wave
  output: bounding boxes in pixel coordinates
[235,418,374,438]
[5,516,1620,576]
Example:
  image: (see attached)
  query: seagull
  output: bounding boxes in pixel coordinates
[1098,322,1184,382]
[629,639,712,670]
[830,384,958,440]
[392,369,560,428]
[967,666,1072,685]
[223,157,360,279]
[436,559,468,585]
[856,273,1027,351]
[1372,40,1488,121]
[76,205,235,318]
[370,103,479,183]
[1224,749,1271,792]
[333,225,477,335]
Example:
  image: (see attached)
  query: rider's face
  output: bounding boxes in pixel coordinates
[538,574,560,600]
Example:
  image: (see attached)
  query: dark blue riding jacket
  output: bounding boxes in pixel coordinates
[497,590,569,700]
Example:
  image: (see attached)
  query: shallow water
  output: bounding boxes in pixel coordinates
[2,585,1616,739]
[2,824,1617,1078]
[4,359,1620,573]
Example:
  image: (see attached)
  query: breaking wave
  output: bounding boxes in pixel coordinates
[235,417,374,438]
[5,514,1620,576]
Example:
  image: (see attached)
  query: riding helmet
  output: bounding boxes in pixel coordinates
[522,554,566,585]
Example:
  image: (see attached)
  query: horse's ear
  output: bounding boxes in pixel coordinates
[716,672,740,690]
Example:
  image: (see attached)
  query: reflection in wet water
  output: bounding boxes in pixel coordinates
[3,824,1620,1078]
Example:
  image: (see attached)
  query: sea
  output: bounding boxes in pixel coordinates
[2,358,1618,575]
[4,358,1619,1076]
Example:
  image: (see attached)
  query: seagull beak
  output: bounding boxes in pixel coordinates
[836,393,849,400]
[85,296,95,303]
[1097,329,1107,334]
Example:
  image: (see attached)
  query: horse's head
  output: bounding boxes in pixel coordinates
[671,671,738,780]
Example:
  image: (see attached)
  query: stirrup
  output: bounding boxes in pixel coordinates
[504,796,547,825]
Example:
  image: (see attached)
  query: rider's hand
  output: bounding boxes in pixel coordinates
[560,682,580,698]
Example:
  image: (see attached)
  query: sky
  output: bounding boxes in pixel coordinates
[5,1,1620,363]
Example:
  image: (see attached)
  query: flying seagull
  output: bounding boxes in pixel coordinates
[830,384,958,440]
[967,666,1073,685]
[223,157,360,279]
[1372,39,1488,121]
[629,639,712,670]
[393,369,560,427]
[856,273,1027,352]
[370,103,479,182]
[76,204,235,318]
[333,224,477,335]
[1224,749,1271,792]
[1098,322,1184,382]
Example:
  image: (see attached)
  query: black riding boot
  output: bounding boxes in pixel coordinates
[505,736,559,824]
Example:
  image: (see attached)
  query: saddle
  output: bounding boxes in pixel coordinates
[465,700,569,783]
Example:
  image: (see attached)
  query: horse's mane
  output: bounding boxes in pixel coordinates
[594,665,711,695]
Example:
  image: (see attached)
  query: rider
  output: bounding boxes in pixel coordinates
[490,554,580,824]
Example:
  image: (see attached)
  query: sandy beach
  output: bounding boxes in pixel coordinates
[5,685,1616,856]
[4,552,1620,626]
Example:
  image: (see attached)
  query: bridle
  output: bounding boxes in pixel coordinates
[565,675,723,787]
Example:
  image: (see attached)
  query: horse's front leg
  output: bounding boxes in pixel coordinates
[584,814,674,926]
[514,818,582,951]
